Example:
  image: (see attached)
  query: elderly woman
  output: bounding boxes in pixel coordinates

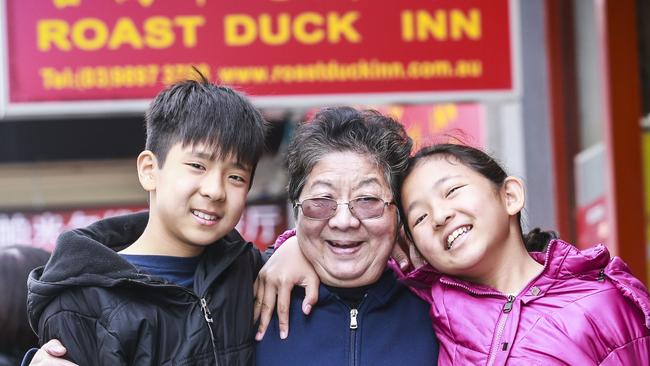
[255,107,439,365]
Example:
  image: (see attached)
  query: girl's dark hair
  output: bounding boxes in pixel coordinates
[399,143,556,252]
[0,245,51,356]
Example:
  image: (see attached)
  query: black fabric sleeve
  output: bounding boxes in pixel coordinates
[40,311,127,366]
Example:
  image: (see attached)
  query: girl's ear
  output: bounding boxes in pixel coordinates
[502,176,525,215]
[137,150,158,192]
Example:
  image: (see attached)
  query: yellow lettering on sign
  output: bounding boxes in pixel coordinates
[293,12,324,44]
[430,104,458,131]
[52,0,81,9]
[450,9,481,40]
[327,12,361,43]
[37,16,204,52]
[417,10,447,41]
[224,11,360,46]
[72,18,108,51]
[108,17,143,49]
[401,9,482,42]
[174,16,205,47]
[224,14,257,46]
[37,20,72,51]
[259,13,290,45]
[144,16,174,49]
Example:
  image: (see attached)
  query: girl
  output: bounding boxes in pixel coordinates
[398,143,650,365]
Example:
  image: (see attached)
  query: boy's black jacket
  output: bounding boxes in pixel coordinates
[27,212,263,366]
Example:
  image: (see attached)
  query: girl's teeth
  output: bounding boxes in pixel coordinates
[446,226,471,249]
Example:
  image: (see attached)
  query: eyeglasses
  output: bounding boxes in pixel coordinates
[294,196,393,220]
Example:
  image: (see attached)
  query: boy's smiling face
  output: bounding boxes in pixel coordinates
[140,142,251,256]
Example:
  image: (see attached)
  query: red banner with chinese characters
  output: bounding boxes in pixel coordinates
[0,204,287,251]
[3,0,515,113]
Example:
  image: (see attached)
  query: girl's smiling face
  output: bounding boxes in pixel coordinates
[401,155,524,279]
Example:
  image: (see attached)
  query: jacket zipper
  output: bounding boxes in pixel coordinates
[128,280,220,365]
[334,293,366,366]
[486,295,515,366]
[349,308,359,366]
[200,297,220,366]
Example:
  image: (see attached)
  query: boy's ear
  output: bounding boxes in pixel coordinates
[137,150,158,192]
[502,176,525,215]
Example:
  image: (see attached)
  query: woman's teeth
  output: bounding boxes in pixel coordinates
[446,226,471,250]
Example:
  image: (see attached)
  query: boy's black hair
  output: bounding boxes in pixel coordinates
[145,72,267,181]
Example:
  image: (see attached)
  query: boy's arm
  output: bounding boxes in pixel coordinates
[253,232,320,341]
[38,311,126,365]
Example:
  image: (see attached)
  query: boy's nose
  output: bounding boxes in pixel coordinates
[200,178,226,201]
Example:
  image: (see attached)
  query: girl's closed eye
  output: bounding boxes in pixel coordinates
[412,213,428,228]
[445,185,465,198]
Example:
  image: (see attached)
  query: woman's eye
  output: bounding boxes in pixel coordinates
[412,213,427,228]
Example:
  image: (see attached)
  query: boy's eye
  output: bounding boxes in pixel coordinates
[187,163,205,170]
[412,213,428,228]
[229,175,246,183]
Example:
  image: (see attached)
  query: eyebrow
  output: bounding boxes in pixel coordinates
[308,179,335,190]
[190,150,215,160]
[308,176,384,191]
[405,175,462,213]
[354,177,383,188]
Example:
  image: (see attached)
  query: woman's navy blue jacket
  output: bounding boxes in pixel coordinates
[256,270,439,365]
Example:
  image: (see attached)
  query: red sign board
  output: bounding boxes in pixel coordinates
[1,0,517,116]
[0,204,287,251]
[373,103,485,150]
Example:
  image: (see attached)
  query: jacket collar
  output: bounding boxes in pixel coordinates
[315,270,401,307]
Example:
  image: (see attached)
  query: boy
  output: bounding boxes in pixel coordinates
[27,74,267,365]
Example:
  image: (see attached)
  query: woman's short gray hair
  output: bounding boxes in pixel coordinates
[287,107,413,209]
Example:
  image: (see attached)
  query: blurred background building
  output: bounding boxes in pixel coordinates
[0,0,648,284]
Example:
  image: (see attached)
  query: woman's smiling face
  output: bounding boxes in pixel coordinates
[296,151,398,288]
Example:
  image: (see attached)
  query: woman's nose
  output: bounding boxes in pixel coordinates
[327,203,361,230]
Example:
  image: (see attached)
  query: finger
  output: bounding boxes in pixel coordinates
[409,242,426,269]
[276,282,292,339]
[301,276,320,316]
[255,283,277,341]
[390,243,410,271]
[42,339,67,356]
[253,276,264,322]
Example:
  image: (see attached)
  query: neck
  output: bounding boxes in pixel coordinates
[469,230,543,295]
[119,213,205,258]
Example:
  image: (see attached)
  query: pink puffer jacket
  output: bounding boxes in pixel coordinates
[395,240,650,365]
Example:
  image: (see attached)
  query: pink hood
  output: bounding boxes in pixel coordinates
[394,240,650,365]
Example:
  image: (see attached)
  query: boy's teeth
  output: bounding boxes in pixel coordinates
[446,226,471,249]
[193,210,217,221]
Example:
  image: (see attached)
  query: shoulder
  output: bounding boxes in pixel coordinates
[39,285,143,324]
[536,277,650,353]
